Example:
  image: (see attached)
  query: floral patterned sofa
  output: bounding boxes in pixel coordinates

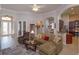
[34,33,63,55]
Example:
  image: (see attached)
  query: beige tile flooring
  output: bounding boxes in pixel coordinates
[60,36,79,55]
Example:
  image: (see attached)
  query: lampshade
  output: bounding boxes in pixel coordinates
[30,30,35,34]
[36,20,43,28]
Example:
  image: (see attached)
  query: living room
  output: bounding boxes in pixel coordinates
[0,4,79,55]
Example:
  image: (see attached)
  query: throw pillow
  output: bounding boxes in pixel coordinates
[42,35,49,41]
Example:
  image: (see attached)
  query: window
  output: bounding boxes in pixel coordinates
[2,22,8,35]
[2,22,12,35]
[0,15,14,36]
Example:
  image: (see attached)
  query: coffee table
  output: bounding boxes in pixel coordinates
[25,40,37,51]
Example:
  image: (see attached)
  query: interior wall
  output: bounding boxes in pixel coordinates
[17,13,44,36]
[0,5,71,37]
[0,5,77,44]
[62,15,69,31]
[56,4,78,45]
[0,8,19,47]
[38,5,69,35]
[0,8,18,37]
[2,9,45,35]
[39,4,77,45]
[0,8,44,47]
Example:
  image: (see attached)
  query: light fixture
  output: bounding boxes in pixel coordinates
[32,4,39,12]
[71,8,74,10]
[30,30,35,34]
[36,20,43,28]
[32,7,38,12]
[2,15,12,21]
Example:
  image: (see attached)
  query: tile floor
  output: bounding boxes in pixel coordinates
[0,36,79,55]
[0,45,39,55]
[1,36,18,49]
[60,36,79,55]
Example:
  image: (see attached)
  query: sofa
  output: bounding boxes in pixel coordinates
[34,33,55,45]
[34,33,63,55]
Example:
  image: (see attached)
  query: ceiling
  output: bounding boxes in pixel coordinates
[1,4,63,13]
[62,6,79,16]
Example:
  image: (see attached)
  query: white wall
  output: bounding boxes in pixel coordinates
[0,5,71,37]
[0,8,44,37]
[0,8,18,37]
[37,5,67,35]
[16,12,44,36]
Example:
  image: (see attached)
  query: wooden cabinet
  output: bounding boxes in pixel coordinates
[69,20,79,36]
[75,20,79,36]
[66,33,73,44]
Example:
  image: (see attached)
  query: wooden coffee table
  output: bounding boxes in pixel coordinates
[25,40,37,51]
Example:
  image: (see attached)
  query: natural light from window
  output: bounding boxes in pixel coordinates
[1,15,14,35]
[2,16,11,21]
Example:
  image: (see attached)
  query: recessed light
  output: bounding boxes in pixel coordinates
[71,8,74,10]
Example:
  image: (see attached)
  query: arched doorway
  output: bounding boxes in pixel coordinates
[60,5,79,55]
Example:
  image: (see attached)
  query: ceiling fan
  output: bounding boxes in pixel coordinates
[30,4,45,12]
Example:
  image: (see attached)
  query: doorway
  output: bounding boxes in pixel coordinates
[0,15,15,49]
[60,6,79,54]
[1,21,12,35]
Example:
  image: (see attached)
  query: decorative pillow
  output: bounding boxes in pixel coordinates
[42,35,49,41]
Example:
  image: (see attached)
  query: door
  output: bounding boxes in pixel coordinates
[1,21,12,36]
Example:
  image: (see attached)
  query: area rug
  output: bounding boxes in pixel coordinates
[0,45,39,55]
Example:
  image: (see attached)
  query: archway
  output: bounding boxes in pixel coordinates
[59,5,79,55]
